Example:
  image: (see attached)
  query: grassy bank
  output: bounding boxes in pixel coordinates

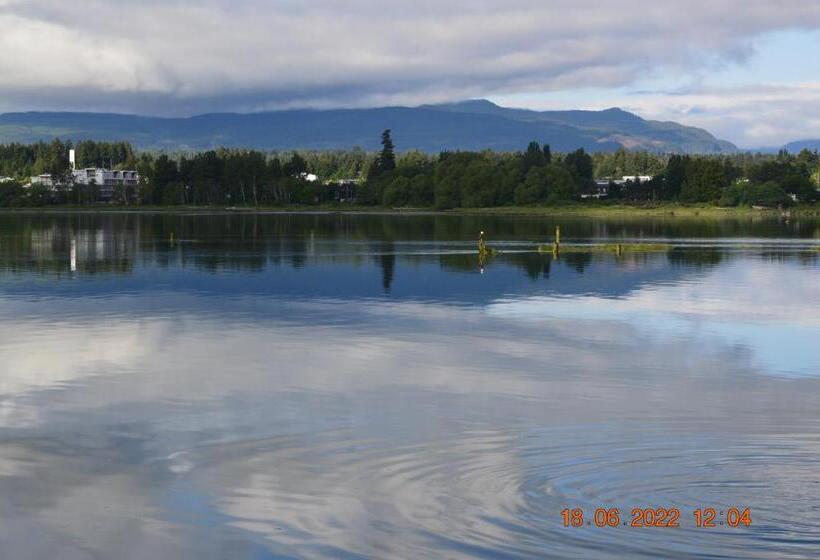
[0,202,817,218]
[451,203,820,218]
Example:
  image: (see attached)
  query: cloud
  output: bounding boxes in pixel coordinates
[1,0,820,117]
[2,290,819,557]
[617,82,820,147]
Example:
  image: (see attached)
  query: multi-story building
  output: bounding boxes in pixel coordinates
[28,149,140,202]
[71,168,139,202]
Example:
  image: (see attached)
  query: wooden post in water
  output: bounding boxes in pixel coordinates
[552,225,561,257]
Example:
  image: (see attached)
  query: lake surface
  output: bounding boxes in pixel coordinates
[0,212,819,559]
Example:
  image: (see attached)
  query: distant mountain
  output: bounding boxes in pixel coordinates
[744,146,781,155]
[783,139,820,152]
[0,100,737,154]
[424,100,736,153]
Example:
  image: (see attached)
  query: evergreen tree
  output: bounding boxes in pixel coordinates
[522,141,546,173]
[149,155,179,205]
[664,155,688,199]
[284,153,308,176]
[378,129,396,172]
[564,148,594,190]
[681,159,727,202]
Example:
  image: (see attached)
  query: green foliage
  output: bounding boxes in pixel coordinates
[720,181,791,207]
[380,130,396,171]
[460,159,500,208]
[543,144,552,165]
[0,181,25,207]
[564,148,594,186]
[748,160,793,184]
[382,176,409,207]
[75,140,136,169]
[515,164,576,205]
[663,155,688,199]
[515,166,547,205]
[381,175,434,207]
[681,159,727,202]
[283,153,307,176]
[522,141,547,173]
[780,174,818,202]
[26,184,52,206]
[0,139,139,181]
[592,147,666,179]
[146,155,178,205]
[0,133,818,209]
[433,153,468,209]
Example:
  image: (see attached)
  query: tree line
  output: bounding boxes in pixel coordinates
[0,134,818,208]
[359,132,818,208]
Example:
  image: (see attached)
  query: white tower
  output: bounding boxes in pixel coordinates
[69,149,76,171]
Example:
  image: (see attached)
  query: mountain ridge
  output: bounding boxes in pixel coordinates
[784,139,820,152]
[0,100,737,154]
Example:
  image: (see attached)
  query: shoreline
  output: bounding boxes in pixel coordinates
[0,203,817,218]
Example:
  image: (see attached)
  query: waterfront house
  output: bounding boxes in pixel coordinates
[27,150,140,202]
[325,179,358,202]
[71,168,139,202]
[30,174,57,188]
[298,172,319,182]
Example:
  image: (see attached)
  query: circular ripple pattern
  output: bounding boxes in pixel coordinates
[203,421,820,560]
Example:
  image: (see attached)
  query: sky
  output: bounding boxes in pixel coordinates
[1,0,820,148]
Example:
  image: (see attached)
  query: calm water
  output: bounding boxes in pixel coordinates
[0,212,819,559]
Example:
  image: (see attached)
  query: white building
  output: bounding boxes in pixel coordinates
[30,174,56,187]
[621,175,653,183]
[298,172,319,182]
[72,167,139,201]
[28,149,140,202]
[0,176,14,183]
[595,175,654,187]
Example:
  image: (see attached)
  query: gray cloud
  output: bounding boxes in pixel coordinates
[1,1,820,127]
[621,82,820,147]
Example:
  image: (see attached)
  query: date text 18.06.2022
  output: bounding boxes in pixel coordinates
[561,507,752,528]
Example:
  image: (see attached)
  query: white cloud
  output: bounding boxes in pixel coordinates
[1,0,820,119]
[618,82,820,147]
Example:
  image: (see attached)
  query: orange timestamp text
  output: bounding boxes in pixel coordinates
[561,507,752,528]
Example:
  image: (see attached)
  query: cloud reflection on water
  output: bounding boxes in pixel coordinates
[0,215,819,558]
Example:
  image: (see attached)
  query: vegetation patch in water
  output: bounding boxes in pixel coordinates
[538,243,673,254]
